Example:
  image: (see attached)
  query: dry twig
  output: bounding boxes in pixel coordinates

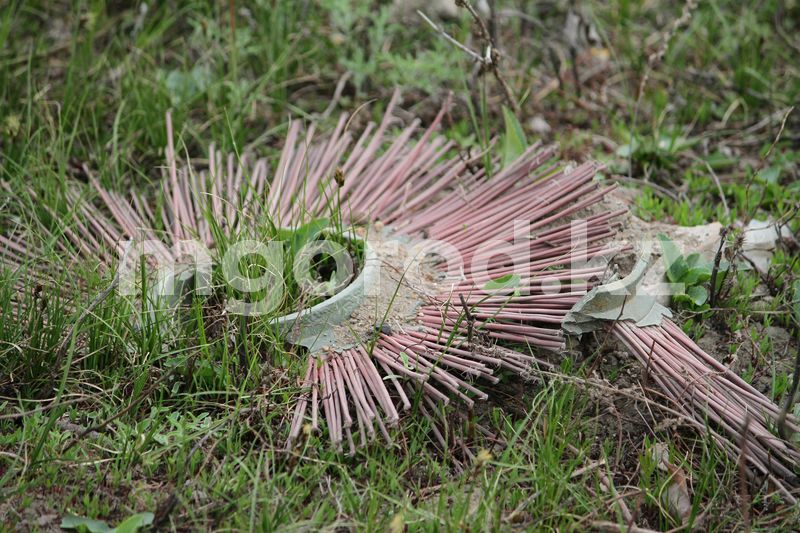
[417,2,520,114]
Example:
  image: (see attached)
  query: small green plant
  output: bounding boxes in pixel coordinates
[616,128,697,176]
[61,512,153,533]
[658,234,727,311]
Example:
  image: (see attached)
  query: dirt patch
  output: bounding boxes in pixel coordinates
[320,225,452,350]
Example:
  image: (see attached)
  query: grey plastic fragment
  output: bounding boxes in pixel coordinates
[273,239,378,352]
[563,245,672,335]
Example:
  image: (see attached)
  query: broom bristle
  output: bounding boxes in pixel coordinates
[614,319,800,503]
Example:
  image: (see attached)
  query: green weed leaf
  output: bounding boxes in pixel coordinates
[658,234,681,267]
[615,139,639,158]
[280,218,331,257]
[501,106,526,168]
[658,234,687,282]
[162,66,211,105]
[61,516,112,533]
[686,285,708,306]
[61,512,154,533]
[113,513,154,533]
[685,252,702,268]
[756,166,780,184]
[682,267,711,285]
[484,273,521,295]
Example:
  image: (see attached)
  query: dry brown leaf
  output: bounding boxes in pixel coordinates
[652,443,693,525]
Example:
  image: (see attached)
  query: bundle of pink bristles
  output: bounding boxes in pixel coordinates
[2,91,798,499]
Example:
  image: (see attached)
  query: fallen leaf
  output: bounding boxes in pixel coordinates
[651,443,692,525]
[388,512,404,533]
[663,464,692,525]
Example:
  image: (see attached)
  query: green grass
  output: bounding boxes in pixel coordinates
[2,0,800,530]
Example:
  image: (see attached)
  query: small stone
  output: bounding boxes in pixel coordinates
[38,515,57,526]
[528,115,551,135]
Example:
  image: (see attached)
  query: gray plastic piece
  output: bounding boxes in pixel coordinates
[563,244,672,335]
[273,238,378,351]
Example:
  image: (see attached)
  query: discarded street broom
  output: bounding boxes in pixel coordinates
[1,91,798,501]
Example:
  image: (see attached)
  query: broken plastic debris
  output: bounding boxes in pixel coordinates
[273,238,379,352]
[742,219,792,274]
[563,245,672,335]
